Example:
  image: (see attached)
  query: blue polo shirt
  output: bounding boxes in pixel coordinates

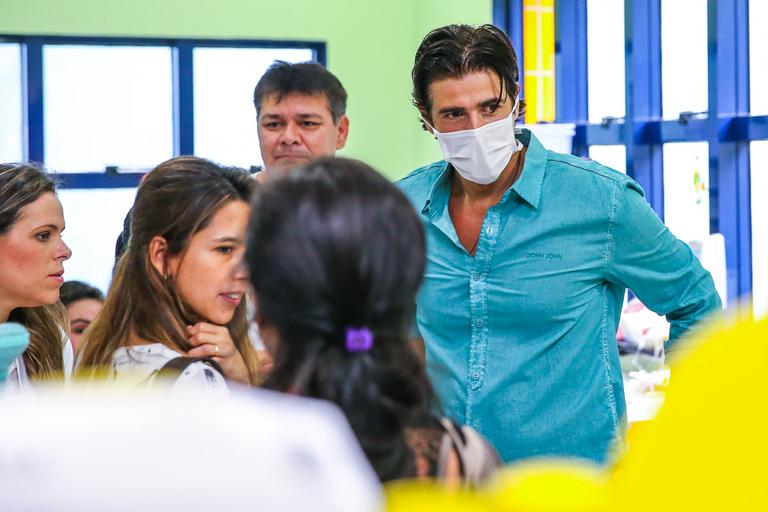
[397,129,721,464]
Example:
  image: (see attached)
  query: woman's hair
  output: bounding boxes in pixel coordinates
[0,163,67,379]
[246,157,435,481]
[59,280,105,307]
[78,157,259,380]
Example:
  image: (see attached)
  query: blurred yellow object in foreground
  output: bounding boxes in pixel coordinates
[385,481,484,512]
[611,317,768,510]
[387,460,607,512]
[387,317,768,511]
[486,460,609,512]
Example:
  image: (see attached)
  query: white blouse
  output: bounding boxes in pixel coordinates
[110,343,228,394]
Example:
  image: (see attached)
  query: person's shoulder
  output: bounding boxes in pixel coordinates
[396,160,447,197]
[174,359,227,386]
[436,417,501,484]
[545,151,644,195]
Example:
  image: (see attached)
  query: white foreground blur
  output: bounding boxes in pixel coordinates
[0,383,382,512]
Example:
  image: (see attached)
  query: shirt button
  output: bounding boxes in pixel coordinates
[471,370,480,381]
[475,318,484,328]
[471,272,480,281]
[485,226,494,236]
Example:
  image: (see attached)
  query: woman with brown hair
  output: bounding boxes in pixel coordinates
[0,163,73,389]
[78,157,259,389]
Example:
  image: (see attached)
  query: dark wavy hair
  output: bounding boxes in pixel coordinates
[412,24,525,126]
[253,61,347,123]
[0,163,67,379]
[246,157,436,481]
[59,280,104,306]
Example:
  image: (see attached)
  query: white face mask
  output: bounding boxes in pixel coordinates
[425,98,522,185]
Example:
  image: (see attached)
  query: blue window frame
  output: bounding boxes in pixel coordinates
[0,35,324,292]
[0,35,325,188]
[494,0,763,304]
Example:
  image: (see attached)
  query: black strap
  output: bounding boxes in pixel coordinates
[155,356,224,383]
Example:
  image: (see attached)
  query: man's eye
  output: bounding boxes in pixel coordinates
[302,121,320,127]
[264,122,281,129]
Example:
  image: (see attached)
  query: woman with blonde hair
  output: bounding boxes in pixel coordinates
[0,163,73,389]
[78,157,259,389]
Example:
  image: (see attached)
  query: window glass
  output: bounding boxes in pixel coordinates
[750,0,768,115]
[44,45,173,172]
[193,47,315,169]
[522,0,556,123]
[750,141,768,319]
[589,144,626,174]
[661,0,708,119]
[58,187,137,293]
[662,142,710,243]
[586,0,626,123]
[0,43,23,162]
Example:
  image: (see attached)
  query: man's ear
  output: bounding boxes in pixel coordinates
[335,115,350,150]
[418,108,434,134]
[148,235,170,278]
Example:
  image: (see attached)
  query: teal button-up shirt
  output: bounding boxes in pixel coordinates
[397,129,721,464]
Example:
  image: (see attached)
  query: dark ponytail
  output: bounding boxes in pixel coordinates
[247,157,436,481]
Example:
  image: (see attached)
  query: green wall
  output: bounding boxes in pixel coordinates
[0,0,491,179]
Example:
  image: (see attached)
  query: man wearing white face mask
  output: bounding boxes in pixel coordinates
[397,24,720,465]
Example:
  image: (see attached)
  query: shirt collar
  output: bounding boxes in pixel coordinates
[422,128,547,213]
[508,129,546,209]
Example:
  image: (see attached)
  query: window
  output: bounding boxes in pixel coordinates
[43,45,174,173]
[750,142,768,319]
[661,0,708,119]
[750,0,768,115]
[663,142,710,243]
[522,0,556,123]
[193,47,314,168]
[0,35,323,292]
[589,145,626,174]
[0,43,23,162]
[586,0,625,123]
[58,187,137,294]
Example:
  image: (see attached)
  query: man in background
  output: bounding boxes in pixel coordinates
[116,61,349,257]
[252,60,349,182]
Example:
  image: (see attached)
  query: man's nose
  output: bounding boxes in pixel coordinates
[467,112,485,130]
[279,122,301,145]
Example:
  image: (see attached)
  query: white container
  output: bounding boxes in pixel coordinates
[519,122,576,154]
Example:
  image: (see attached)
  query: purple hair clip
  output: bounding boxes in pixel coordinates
[345,327,374,353]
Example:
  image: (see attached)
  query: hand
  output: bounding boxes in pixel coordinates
[256,349,274,377]
[187,323,251,385]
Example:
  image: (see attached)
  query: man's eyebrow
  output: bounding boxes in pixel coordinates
[437,106,466,115]
[479,97,503,109]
